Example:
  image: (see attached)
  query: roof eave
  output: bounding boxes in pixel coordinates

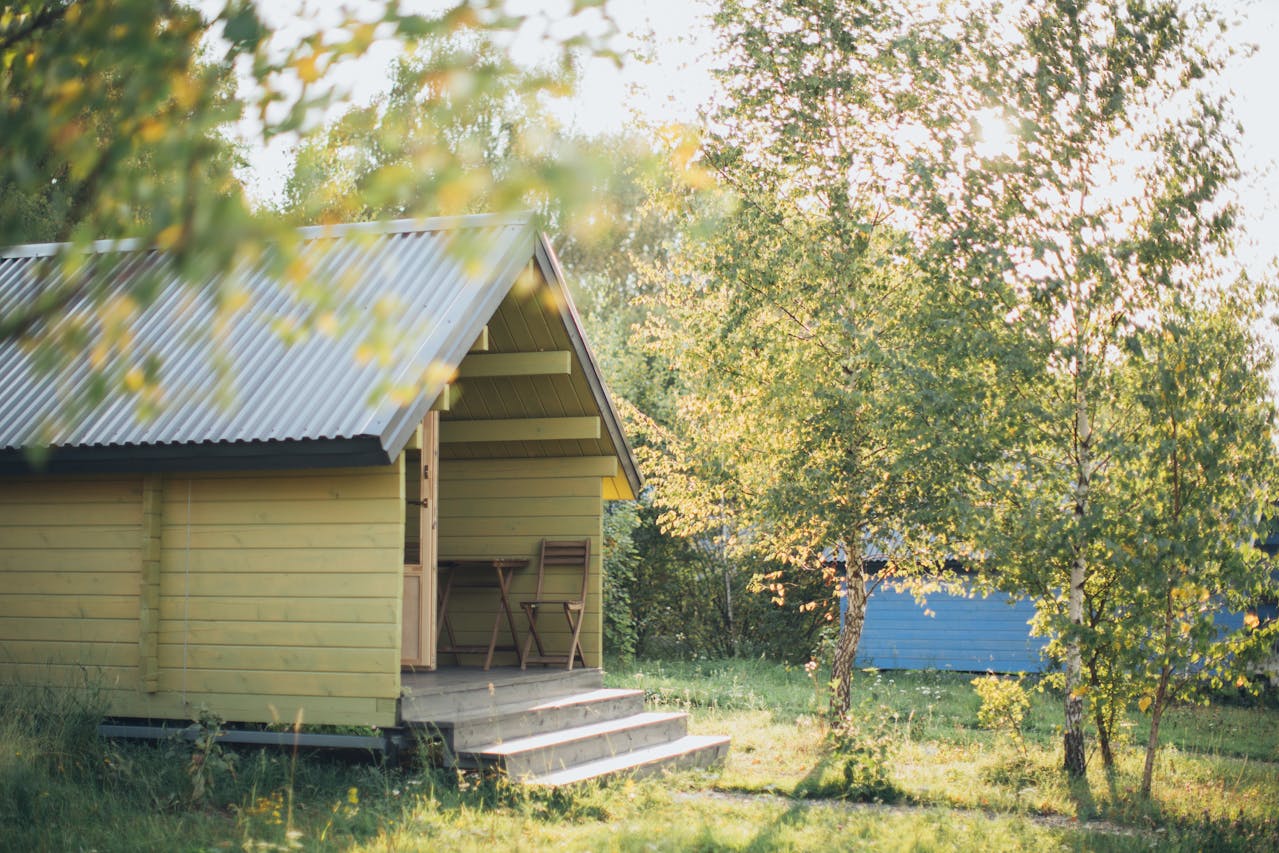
[374,222,540,462]
[0,435,391,477]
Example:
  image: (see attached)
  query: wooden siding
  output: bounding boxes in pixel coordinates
[856,581,1047,673]
[0,466,403,726]
[438,459,603,667]
[856,583,1278,675]
[0,477,144,696]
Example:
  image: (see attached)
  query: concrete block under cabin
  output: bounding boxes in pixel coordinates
[0,214,729,782]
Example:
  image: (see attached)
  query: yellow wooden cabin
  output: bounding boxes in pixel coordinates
[0,214,643,733]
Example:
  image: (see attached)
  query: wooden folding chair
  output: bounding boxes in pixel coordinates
[520,539,590,670]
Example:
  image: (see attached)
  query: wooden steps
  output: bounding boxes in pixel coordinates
[445,688,646,754]
[527,735,731,787]
[402,667,729,786]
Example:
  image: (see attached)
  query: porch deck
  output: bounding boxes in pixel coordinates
[399,665,604,724]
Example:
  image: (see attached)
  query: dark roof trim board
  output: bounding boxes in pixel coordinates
[0,437,389,477]
[0,214,642,495]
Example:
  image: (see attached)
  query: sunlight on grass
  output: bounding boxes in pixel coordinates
[1,661,1275,851]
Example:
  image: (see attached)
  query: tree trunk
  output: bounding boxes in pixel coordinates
[831,559,868,717]
[1083,653,1115,769]
[1093,705,1114,769]
[1065,391,1090,778]
[720,515,737,656]
[1141,667,1172,797]
[723,557,736,657]
[1063,683,1086,777]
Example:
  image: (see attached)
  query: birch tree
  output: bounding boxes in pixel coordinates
[901,0,1252,776]
[1117,289,1277,796]
[638,0,945,715]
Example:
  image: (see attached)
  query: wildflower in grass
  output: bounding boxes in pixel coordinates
[347,787,359,805]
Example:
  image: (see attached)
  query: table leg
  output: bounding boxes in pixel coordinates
[498,567,524,667]
[437,566,459,664]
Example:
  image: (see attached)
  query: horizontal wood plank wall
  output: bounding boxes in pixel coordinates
[438,461,603,667]
[856,581,1046,673]
[0,466,403,727]
[0,477,145,697]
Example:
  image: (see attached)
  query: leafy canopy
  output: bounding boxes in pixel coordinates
[0,0,620,439]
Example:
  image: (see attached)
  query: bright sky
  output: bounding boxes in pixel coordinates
[241,0,1278,274]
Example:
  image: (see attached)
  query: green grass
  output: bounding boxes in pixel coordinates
[603,658,1279,847]
[1,661,1276,851]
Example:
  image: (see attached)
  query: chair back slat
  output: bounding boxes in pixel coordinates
[536,539,590,600]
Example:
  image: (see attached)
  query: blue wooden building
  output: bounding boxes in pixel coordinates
[853,581,1047,673]
[848,580,1277,674]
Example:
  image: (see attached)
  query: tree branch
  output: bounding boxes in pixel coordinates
[0,1,71,53]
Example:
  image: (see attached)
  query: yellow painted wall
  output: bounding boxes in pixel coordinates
[0,465,403,727]
[437,459,603,667]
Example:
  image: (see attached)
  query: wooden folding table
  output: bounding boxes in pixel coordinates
[435,558,530,670]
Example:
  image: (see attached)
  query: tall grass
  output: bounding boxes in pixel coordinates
[0,660,1275,851]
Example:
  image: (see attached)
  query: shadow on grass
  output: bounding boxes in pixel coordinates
[1066,773,1098,822]
[1094,794,1279,853]
[790,748,906,805]
[741,799,815,852]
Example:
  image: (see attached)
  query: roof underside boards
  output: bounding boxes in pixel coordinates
[439,240,640,500]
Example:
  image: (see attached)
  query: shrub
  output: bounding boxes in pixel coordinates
[822,704,902,803]
[971,674,1030,758]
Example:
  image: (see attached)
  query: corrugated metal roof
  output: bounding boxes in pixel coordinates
[0,214,538,461]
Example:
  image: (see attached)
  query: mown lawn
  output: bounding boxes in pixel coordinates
[1,660,1276,852]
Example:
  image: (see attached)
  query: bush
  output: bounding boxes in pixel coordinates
[820,704,903,803]
[971,674,1030,757]
[603,500,641,660]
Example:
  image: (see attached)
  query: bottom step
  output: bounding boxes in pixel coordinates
[524,734,731,787]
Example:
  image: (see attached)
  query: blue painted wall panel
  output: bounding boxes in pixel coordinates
[854,582,1047,673]
[852,584,1275,673]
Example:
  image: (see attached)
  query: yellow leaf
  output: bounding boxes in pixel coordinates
[1138,696,1152,713]
[682,164,718,191]
[294,54,320,84]
[56,78,84,101]
[138,118,165,144]
[221,287,249,315]
[155,224,183,250]
[284,256,312,284]
[1244,612,1260,629]
[124,367,145,392]
[350,22,377,51]
[171,75,199,111]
